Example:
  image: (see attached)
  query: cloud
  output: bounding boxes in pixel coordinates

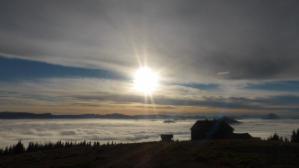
[0,0,299,82]
[1,0,299,115]
[0,119,192,148]
[72,92,299,111]
[217,71,230,76]
[60,131,76,136]
[257,95,299,106]
[1,77,299,114]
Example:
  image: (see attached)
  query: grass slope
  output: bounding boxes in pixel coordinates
[0,140,299,168]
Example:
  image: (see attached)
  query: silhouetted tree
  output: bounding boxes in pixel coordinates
[283,137,290,143]
[16,141,25,153]
[267,133,284,142]
[291,129,299,143]
[4,141,26,154]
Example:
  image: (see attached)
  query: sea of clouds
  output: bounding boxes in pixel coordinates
[1,119,299,148]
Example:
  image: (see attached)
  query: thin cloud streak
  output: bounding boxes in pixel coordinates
[0,78,299,114]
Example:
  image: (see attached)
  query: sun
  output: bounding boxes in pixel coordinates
[133,67,159,95]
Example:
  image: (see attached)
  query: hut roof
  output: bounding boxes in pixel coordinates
[191,120,233,132]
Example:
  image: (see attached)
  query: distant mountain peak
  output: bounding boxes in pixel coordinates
[262,113,280,119]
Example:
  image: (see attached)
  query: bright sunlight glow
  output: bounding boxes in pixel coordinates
[133,67,159,95]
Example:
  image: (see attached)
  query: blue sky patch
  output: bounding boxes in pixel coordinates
[179,83,219,91]
[246,81,299,92]
[0,56,126,81]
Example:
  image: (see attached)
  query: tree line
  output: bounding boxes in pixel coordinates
[267,129,299,143]
[1,129,299,156]
[0,140,117,155]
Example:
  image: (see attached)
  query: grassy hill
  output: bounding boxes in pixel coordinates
[0,140,299,168]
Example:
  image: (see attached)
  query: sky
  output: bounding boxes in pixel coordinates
[1,0,299,116]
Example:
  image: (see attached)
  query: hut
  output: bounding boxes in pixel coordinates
[160,134,173,142]
[191,120,234,140]
[191,120,253,140]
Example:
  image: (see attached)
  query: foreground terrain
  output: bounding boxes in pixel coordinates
[0,140,299,168]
